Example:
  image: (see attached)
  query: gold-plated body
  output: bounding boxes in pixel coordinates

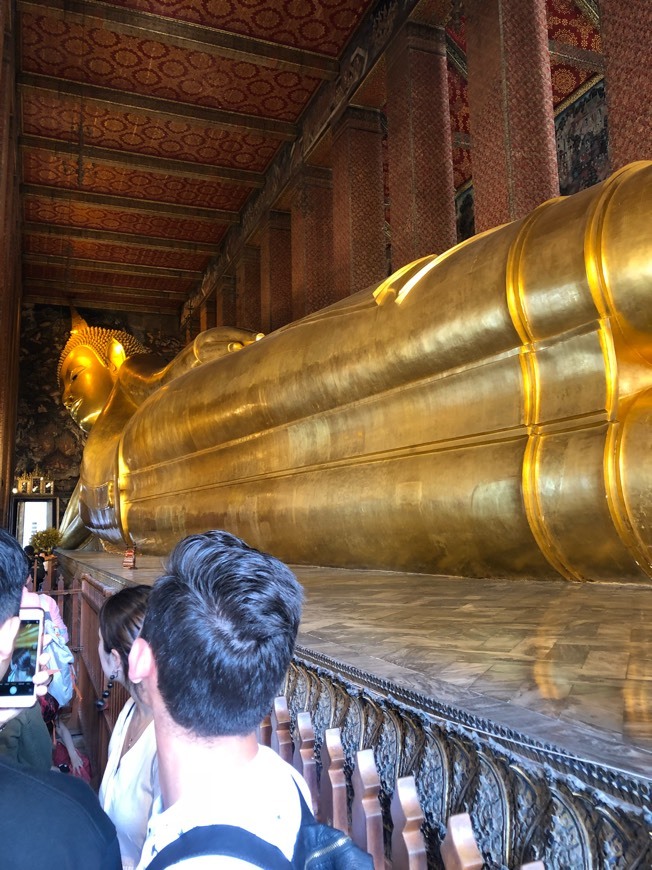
[61,163,652,581]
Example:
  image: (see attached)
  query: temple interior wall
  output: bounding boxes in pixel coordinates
[1,0,650,530]
[10,84,613,511]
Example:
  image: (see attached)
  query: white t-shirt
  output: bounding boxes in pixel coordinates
[99,699,159,870]
[136,744,312,869]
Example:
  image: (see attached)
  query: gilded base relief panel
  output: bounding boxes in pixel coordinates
[286,649,652,869]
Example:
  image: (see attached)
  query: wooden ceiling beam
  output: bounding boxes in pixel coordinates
[23,277,186,301]
[23,221,218,254]
[19,74,298,140]
[22,183,238,223]
[572,0,599,27]
[20,135,265,188]
[548,40,604,72]
[183,0,426,324]
[446,35,467,78]
[24,253,202,279]
[22,289,182,314]
[18,0,339,80]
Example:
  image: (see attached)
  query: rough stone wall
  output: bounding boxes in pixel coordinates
[15,304,183,512]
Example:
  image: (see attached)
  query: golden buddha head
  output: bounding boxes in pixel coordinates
[58,311,149,433]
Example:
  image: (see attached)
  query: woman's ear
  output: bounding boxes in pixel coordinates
[110,649,122,676]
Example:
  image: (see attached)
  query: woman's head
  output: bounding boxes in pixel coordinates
[98,585,150,685]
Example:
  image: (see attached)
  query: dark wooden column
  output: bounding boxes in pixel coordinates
[0,3,21,526]
[331,108,386,298]
[290,167,334,318]
[386,21,456,268]
[602,0,652,170]
[260,211,292,332]
[216,277,236,327]
[199,294,216,332]
[235,246,262,332]
[466,0,559,231]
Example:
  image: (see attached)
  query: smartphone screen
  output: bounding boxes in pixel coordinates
[0,607,44,707]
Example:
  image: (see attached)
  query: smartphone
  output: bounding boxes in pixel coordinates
[0,607,45,708]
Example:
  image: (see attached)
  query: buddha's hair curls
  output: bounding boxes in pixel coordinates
[57,325,149,385]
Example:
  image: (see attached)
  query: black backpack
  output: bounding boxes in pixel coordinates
[145,782,374,869]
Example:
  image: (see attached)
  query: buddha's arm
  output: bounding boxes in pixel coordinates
[58,482,92,550]
[119,327,264,401]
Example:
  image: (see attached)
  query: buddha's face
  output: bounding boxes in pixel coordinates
[60,344,116,433]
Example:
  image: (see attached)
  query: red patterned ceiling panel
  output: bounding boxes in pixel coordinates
[24,262,195,294]
[546,0,601,51]
[23,233,209,271]
[24,196,227,244]
[550,63,596,107]
[22,148,251,211]
[108,0,373,57]
[21,92,279,171]
[22,11,321,122]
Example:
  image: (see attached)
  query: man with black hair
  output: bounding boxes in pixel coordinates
[130,529,311,869]
[23,544,45,588]
[0,528,121,870]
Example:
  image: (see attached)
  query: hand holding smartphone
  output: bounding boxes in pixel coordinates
[0,607,45,709]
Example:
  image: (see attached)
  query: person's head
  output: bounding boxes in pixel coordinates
[0,530,30,678]
[98,585,151,689]
[10,647,31,672]
[0,531,29,626]
[23,545,35,559]
[58,311,148,433]
[135,530,303,738]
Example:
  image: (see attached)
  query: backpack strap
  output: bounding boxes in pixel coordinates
[144,824,293,870]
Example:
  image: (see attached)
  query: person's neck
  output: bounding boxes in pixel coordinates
[128,694,153,730]
[154,710,259,809]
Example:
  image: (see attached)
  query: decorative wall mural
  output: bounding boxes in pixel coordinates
[555,79,610,196]
[455,184,475,243]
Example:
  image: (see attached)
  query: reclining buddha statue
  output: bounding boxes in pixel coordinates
[58,161,652,583]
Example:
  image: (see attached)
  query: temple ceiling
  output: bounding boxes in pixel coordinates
[15,0,603,318]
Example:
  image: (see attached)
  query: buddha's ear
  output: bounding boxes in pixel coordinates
[107,339,127,374]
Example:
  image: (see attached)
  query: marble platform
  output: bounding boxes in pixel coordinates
[57,550,652,783]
